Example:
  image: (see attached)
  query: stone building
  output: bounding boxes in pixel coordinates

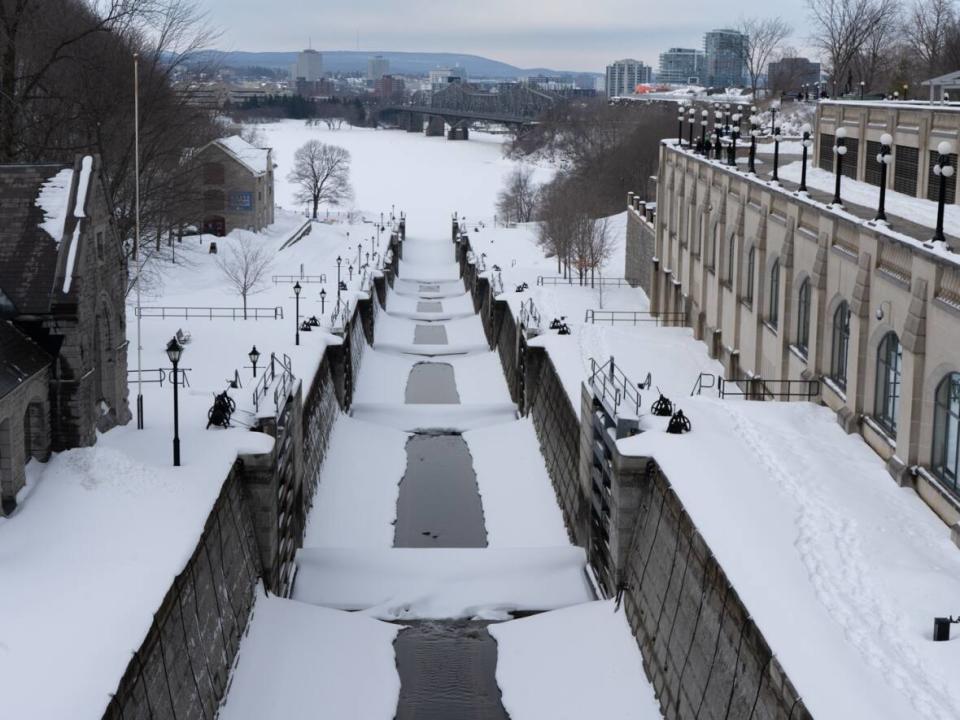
[195,136,275,236]
[628,108,960,538]
[0,155,130,514]
[816,100,960,204]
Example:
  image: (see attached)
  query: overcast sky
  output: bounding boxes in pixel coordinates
[201,0,814,73]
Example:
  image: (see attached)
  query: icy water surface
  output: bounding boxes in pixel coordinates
[394,433,486,547]
[394,620,509,720]
[405,362,460,404]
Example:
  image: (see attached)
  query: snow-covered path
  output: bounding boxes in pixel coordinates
[222,223,660,719]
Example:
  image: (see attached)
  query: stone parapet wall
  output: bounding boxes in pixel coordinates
[625,203,656,297]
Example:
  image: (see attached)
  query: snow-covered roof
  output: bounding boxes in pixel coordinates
[922,69,960,86]
[36,167,74,244]
[213,135,271,176]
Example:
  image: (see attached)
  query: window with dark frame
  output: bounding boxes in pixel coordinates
[933,372,960,496]
[831,301,851,392]
[744,245,755,306]
[865,140,883,187]
[874,332,902,437]
[894,145,919,196]
[726,233,735,285]
[768,258,780,328]
[842,137,859,179]
[796,278,810,356]
[819,133,835,172]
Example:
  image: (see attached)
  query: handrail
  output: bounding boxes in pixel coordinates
[251,352,294,414]
[518,297,542,330]
[538,275,635,287]
[135,306,284,320]
[272,274,327,284]
[127,367,191,387]
[584,309,687,327]
[691,373,821,401]
[589,357,642,418]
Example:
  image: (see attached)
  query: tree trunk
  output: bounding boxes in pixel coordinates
[242,292,248,320]
[312,195,319,219]
[0,23,19,162]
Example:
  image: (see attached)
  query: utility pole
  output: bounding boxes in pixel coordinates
[134,53,144,429]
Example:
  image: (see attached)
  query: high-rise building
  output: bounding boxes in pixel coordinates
[704,29,747,88]
[605,59,652,97]
[767,57,821,94]
[657,48,706,85]
[375,74,405,99]
[292,48,323,82]
[368,55,389,82]
[429,66,467,93]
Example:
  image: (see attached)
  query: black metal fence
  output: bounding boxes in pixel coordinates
[584,309,687,326]
[691,373,821,401]
[537,275,636,287]
[589,357,643,417]
[135,306,284,320]
[127,367,191,387]
[272,274,326,284]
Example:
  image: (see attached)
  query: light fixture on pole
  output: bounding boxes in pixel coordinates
[165,337,183,467]
[748,112,759,174]
[772,123,782,183]
[728,112,741,167]
[875,133,893,223]
[859,80,866,100]
[249,345,260,378]
[700,109,708,153]
[688,106,696,147]
[799,123,813,193]
[336,256,343,306]
[770,100,780,135]
[357,242,362,268]
[293,281,302,346]
[133,53,144,429]
[930,141,955,245]
[677,103,685,145]
[714,109,724,160]
[320,287,327,314]
[832,127,848,206]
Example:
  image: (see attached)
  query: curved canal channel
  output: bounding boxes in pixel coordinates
[221,227,600,719]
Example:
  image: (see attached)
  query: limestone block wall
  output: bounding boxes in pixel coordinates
[618,459,810,720]
[103,466,261,720]
[625,202,656,297]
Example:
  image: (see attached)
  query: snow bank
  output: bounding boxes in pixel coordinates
[465,417,571,547]
[293,546,593,619]
[220,592,401,720]
[490,600,663,720]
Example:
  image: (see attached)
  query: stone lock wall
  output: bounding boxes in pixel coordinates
[625,201,657,298]
[103,466,261,720]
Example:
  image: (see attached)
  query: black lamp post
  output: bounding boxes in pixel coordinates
[688,106,696,147]
[715,110,724,160]
[357,242,362,268]
[859,80,865,100]
[348,264,353,280]
[728,112,740,166]
[165,337,183,467]
[799,123,812,193]
[700,109,708,153]
[677,104,685,144]
[772,124,782,183]
[293,281,302,345]
[832,127,848,205]
[875,133,893,222]
[748,110,759,174]
[769,100,779,135]
[320,287,327,314]
[249,345,260,377]
[336,256,342,305]
[932,141,955,244]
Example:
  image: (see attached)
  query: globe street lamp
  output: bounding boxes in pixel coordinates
[293,281,302,345]
[859,80,866,100]
[688,106,696,147]
[714,110,725,160]
[931,141,955,245]
[772,123,783,183]
[875,133,893,223]
[748,112,760,174]
[832,127,848,206]
[799,123,813,193]
[249,345,260,378]
[165,337,183,467]
[700,109,709,153]
[728,112,741,167]
[677,103,685,145]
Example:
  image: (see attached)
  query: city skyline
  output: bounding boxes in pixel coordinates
[201,0,812,72]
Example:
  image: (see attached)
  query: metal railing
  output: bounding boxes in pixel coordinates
[584,310,687,326]
[589,357,642,418]
[691,373,822,401]
[251,352,294,414]
[135,306,284,320]
[127,367,191,387]
[518,297,542,329]
[330,297,352,331]
[537,275,637,287]
[272,274,326,284]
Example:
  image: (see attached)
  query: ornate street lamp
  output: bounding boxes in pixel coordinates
[770,100,780,135]
[799,123,813,193]
[677,103,685,144]
[931,141,955,245]
[688,106,696,147]
[772,123,783,183]
[748,112,760,174]
[348,263,353,280]
[714,109,724,160]
[875,133,893,222]
[165,337,183,467]
[336,256,342,306]
[728,112,741,167]
[832,127,848,206]
[357,242,362,268]
[859,80,865,100]
[249,345,260,377]
[293,281,302,345]
[320,287,327,314]
[700,109,709,153]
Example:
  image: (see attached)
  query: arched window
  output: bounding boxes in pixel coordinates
[726,234,736,284]
[711,223,719,268]
[768,259,780,328]
[874,332,902,436]
[796,278,811,355]
[744,246,755,305]
[831,301,851,391]
[933,373,960,494]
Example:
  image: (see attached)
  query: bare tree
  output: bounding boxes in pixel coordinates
[496,165,539,224]
[216,234,272,319]
[288,140,353,218]
[738,17,793,98]
[907,0,955,78]
[807,0,900,95]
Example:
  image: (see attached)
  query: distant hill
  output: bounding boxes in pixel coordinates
[192,49,597,79]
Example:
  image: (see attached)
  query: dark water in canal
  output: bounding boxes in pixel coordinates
[405,362,460,404]
[394,620,510,720]
[393,434,487,548]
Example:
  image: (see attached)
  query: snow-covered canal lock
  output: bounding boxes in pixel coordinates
[221,227,662,719]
